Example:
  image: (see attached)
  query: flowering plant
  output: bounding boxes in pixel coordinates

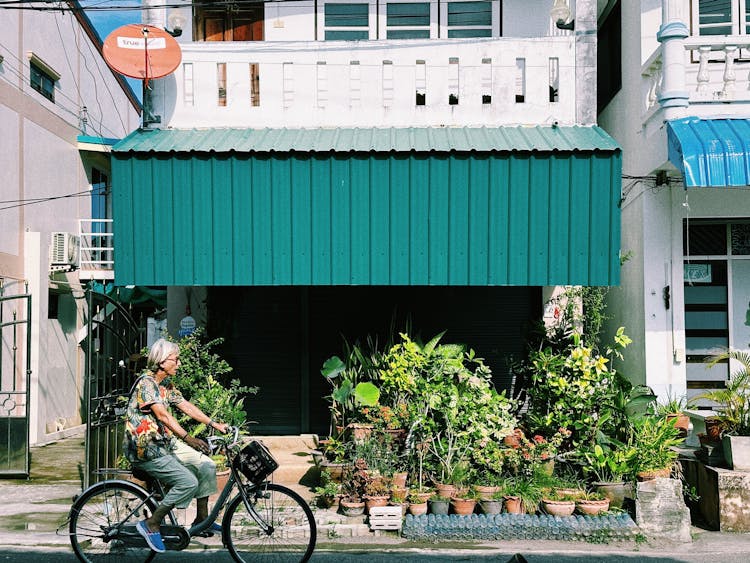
[360,403,409,430]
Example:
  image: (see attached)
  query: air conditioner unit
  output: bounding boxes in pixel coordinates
[50,232,80,267]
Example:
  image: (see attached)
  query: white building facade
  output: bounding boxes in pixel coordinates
[0,1,140,459]
[599,0,750,404]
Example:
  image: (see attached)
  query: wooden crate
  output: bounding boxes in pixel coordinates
[368,506,403,530]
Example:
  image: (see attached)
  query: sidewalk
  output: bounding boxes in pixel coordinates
[2,432,750,560]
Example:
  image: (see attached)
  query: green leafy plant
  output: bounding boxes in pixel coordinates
[172,329,258,436]
[581,443,636,483]
[503,476,543,514]
[631,415,684,473]
[692,350,750,436]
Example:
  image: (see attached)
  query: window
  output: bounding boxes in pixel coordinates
[693,0,750,36]
[196,3,264,41]
[386,2,431,39]
[325,3,370,40]
[447,1,492,38]
[28,53,59,103]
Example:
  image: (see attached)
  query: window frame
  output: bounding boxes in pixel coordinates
[320,0,377,41]
[691,0,750,37]
[27,52,59,103]
[380,1,437,40]
[440,0,500,39]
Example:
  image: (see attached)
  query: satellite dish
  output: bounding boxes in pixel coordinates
[103,24,181,80]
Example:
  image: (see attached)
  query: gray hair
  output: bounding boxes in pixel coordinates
[147,338,179,372]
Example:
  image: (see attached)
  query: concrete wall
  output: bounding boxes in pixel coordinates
[0,7,140,444]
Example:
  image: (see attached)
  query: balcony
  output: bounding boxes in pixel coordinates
[642,35,750,128]
[78,219,114,281]
[149,37,577,129]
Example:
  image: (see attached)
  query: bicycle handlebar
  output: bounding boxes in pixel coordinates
[206,425,242,455]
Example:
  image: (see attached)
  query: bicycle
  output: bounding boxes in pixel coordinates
[67,427,317,562]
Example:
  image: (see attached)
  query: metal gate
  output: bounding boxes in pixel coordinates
[84,289,145,487]
[0,289,32,478]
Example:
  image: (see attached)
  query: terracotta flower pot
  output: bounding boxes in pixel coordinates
[475,485,501,500]
[666,413,690,438]
[450,497,477,515]
[348,423,374,441]
[576,498,610,516]
[392,472,408,488]
[705,417,723,442]
[541,499,575,516]
[503,495,522,514]
[408,501,428,516]
[364,495,389,513]
[435,483,456,498]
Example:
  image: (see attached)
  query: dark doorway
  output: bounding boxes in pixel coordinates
[209,286,540,435]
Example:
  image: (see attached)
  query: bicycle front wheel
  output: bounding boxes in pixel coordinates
[69,480,157,563]
[224,483,316,563]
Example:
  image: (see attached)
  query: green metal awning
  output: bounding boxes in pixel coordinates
[112,126,622,287]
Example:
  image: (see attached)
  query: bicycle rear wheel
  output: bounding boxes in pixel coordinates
[69,480,157,563]
[224,483,316,563]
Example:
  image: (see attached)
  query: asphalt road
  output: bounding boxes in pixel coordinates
[4,548,750,563]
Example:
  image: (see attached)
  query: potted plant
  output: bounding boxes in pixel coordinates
[313,470,341,509]
[503,477,542,515]
[479,489,506,515]
[694,350,750,470]
[428,494,451,515]
[172,329,258,436]
[389,489,408,516]
[407,491,428,516]
[581,443,635,508]
[631,415,684,480]
[655,392,689,437]
[339,459,368,516]
[363,476,392,513]
[575,490,610,516]
[541,490,576,516]
[450,486,480,515]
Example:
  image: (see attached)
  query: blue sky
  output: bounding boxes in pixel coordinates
[82,0,143,99]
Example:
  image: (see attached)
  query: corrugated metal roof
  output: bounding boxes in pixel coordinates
[667,117,750,187]
[112,150,622,287]
[113,125,620,154]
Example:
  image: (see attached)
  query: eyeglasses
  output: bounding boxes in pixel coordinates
[165,356,180,364]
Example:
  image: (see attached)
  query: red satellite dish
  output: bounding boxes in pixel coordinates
[103,24,181,80]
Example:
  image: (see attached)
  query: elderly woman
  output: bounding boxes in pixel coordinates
[123,338,229,553]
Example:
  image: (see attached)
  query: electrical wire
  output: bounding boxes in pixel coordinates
[0,189,102,212]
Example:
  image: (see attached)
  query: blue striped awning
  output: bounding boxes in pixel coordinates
[667,117,750,187]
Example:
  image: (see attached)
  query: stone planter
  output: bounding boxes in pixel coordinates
[348,423,374,442]
[541,499,575,516]
[429,498,450,515]
[450,497,477,515]
[593,481,632,509]
[722,435,750,470]
[479,499,504,514]
[320,460,348,482]
[339,500,365,517]
[576,498,610,516]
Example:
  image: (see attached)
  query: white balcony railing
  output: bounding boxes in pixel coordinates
[151,37,577,129]
[78,219,114,281]
[642,35,750,117]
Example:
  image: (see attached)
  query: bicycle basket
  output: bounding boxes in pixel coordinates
[233,440,279,483]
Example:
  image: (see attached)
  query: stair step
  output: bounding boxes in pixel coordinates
[254,434,319,452]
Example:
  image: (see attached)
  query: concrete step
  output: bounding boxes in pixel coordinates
[254,435,321,495]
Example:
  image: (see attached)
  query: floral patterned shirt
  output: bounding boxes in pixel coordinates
[122,373,184,462]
